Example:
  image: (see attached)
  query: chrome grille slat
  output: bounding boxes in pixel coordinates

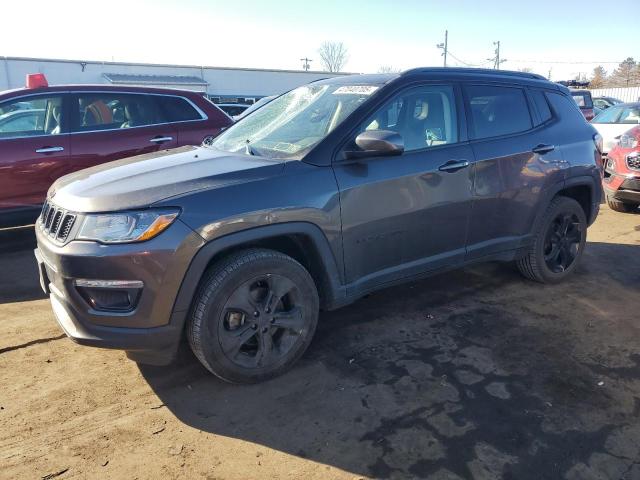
[57,214,76,241]
[44,207,55,229]
[50,210,63,237]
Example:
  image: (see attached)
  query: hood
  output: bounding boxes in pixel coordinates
[593,123,630,153]
[50,145,283,212]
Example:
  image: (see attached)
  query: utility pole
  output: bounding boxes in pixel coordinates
[488,41,506,69]
[300,58,312,71]
[436,30,448,67]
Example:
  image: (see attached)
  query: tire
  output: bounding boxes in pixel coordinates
[516,196,587,284]
[187,248,319,384]
[606,195,638,213]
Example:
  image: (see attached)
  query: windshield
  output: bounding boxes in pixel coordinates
[593,105,640,124]
[210,83,379,160]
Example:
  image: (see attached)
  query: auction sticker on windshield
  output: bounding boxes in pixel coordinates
[333,86,379,95]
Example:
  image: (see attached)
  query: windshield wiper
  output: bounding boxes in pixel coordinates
[245,139,256,156]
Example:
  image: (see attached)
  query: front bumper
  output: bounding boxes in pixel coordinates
[603,173,640,203]
[34,219,205,365]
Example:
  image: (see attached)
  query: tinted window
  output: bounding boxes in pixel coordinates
[530,90,552,124]
[0,95,64,138]
[358,85,458,152]
[72,93,159,132]
[157,96,202,122]
[546,92,587,124]
[465,85,532,139]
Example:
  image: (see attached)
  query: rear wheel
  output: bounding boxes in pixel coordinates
[516,196,587,284]
[606,195,638,213]
[187,248,319,384]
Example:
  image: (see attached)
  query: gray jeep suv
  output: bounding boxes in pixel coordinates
[34,68,603,383]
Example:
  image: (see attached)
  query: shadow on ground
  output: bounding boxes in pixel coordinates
[140,242,640,479]
[0,228,43,304]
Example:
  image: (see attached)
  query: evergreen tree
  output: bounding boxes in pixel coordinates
[589,66,607,89]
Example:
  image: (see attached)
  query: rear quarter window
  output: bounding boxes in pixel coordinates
[530,89,553,124]
[157,96,203,122]
[546,92,587,124]
[465,85,532,139]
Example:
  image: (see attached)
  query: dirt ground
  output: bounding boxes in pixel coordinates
[1,205,639,480]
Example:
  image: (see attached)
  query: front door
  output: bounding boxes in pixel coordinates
[0,93,69,223]
[68,92,178,172]
[333,84,474,292]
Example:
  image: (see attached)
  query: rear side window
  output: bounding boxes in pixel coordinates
[546,92,587,124]
[530,90,553,124]
[157,96,203,122]
[465,85,532,139]
[72,93,160,132]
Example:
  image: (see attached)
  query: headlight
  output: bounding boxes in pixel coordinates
[77,209,179,244]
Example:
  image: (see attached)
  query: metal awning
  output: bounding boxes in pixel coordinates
[102,73,208,92]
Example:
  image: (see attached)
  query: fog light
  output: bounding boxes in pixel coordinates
[74,279,143,312]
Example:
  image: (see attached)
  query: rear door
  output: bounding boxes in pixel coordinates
[0,93,69,215]
[463,83,565,260]
[68,91,178,172]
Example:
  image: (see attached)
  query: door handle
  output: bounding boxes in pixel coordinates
[150,136,173,144]
[532,144,555,154]
[35,146,64,154]
[438,160,470,172]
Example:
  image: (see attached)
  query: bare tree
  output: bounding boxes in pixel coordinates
[378,65,402,74]
[318,42,348,72]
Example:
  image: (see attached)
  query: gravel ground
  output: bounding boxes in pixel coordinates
[1,206,639,480]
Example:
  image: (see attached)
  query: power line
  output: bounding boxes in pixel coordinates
[446,51,492,68]
[506,59,625,65]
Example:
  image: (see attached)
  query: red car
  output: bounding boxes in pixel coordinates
[570,90,596,122]
[0,74,232,228]
[603,125,640,212]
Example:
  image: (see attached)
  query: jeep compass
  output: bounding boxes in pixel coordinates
[34,68,603,383]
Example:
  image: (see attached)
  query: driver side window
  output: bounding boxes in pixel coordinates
[359,85,458,152]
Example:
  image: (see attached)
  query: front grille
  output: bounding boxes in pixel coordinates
[627,155,640,171]
[40,202,76,242]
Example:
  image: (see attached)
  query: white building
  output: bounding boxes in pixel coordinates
[1,56,350,103]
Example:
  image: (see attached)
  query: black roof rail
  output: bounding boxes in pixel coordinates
[401,67,548,81]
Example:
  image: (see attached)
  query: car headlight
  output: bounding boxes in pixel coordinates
[77,209,179,244]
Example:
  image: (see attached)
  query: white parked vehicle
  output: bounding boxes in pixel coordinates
[591,102,640,153]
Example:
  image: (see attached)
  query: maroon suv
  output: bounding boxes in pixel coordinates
[0,74,232,228]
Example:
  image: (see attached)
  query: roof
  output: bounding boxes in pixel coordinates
[403,67,548,81]
[2,55,354,76]
[0,83,209,99]
[102,73,209,86]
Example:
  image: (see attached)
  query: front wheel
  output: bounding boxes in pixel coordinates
[606,195,638,213]
[516,196,587,284]
[187,248,319,384]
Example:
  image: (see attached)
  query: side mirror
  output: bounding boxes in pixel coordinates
[345,130,404,159]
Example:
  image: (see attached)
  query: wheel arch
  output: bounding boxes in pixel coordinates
[535,176,601,232]
[169,222,346,337]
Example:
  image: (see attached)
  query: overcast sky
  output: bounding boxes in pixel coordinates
[3,0,637,80]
